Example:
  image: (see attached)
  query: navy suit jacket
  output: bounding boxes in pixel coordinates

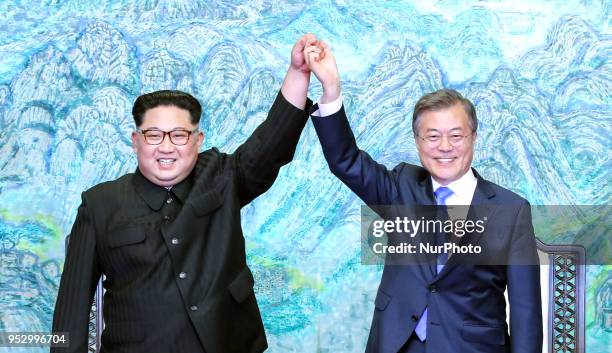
[312,106,542,353]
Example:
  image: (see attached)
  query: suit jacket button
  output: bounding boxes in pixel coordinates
[171,238,179,245]
[179,272,187,279]
[429,285,437,293]
[411,314,419,321]
[190,305,198,311]
[163,215,171,221]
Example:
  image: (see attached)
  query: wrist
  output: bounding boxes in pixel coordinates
[288,65,310,77]
[281,66,310,110]
[321,82,340,104]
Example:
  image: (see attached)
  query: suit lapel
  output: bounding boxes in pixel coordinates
[467,169,497,248]
[416,173,438,280]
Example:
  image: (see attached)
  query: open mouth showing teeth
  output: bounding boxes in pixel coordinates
[436,158,455,163]
[157,158,176,165]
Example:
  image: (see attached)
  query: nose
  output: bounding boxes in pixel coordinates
[157,134,175,153]
[437,135,453,152]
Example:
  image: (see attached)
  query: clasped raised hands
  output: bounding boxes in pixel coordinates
[303,38,341,104]
[281,34,342,108]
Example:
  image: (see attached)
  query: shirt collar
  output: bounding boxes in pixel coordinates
[431,168,477,200]
[133,168,194,210]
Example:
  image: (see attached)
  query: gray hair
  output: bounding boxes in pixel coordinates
[412,89,477,134]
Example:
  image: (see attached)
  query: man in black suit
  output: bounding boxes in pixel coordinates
[52,34,321,353]
[303,42,542,353]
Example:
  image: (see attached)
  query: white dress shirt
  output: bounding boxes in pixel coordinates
[431,169,477,206]
[311,94,344,117]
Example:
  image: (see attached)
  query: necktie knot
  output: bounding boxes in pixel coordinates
[434,186,453,205]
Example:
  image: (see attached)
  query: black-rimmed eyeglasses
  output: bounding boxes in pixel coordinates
[137,128,199,145]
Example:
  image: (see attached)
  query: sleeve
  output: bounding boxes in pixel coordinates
[506,201,543,353]
[311,105,400,206]
[311,94,343,117]
[51,192,101,353]
[232,90,311,205]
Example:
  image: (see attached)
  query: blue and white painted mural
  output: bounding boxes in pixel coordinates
[0,1,609,352]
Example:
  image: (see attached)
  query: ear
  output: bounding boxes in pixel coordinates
[131,131,139,153]
[414,134,422,152]
[196,131,204,149]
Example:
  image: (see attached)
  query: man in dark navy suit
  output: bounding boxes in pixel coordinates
[303,42,542,353]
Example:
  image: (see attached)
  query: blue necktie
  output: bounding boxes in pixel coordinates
[414,186,454,341]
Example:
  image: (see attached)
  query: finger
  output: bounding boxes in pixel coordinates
[318,43,326,61]
[304,45,321,52]
[319,40,329,52]
[322,41,335,62]
[311,52,321,65]
[303,45,321,56]
[304,33,317,46]
[306,51,320,66]
[308,40,324,59]
[321,41,332,58]
[293,37,307,53]
[304,51,311,66]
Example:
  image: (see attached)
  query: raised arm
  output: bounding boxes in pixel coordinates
[306,41,400,205]
[233,34,315,205]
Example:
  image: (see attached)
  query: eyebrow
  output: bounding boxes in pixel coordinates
[425,127,464,133]
[140,127,192,131]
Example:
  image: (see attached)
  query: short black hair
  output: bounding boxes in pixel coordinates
[132,90,202,127]
[412,88,477,134]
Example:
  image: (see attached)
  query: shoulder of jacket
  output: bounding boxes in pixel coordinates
[83,173,133,200]
[392,162,427,179]
[193,147,229,177]
[198,147,224,162]
[478,177,529,206]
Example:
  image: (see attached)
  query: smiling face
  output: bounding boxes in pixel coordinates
[415,103,476,186]
[131,105,204,187]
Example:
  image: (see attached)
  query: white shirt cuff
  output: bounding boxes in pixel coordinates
[312,94,343,117]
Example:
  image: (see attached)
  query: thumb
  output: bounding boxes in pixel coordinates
[293,37,307,55]
[304,46,321,67]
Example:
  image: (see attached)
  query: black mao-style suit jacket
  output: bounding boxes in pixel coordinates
[52,92,310,353]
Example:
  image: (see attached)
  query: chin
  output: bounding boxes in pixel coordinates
[151,177,174,186]
[431,172,458,184]
[146,170,177,183]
